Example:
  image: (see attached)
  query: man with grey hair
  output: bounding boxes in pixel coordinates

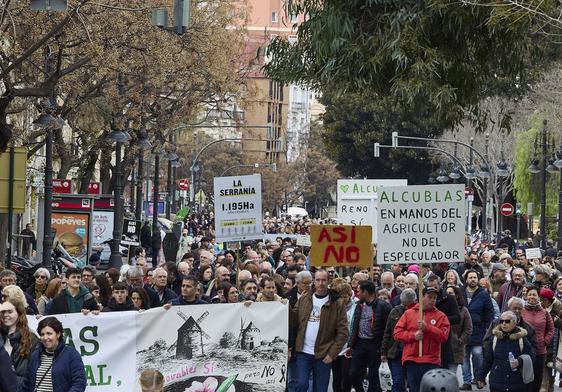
[404,274,418,290]
[287,270,312,308]
[381,288,417,392]
[177,261,191,276]
[148,267,177,306]
[380,271,401,306]
[480,251,493,278]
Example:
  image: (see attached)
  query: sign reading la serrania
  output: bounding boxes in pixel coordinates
[28,303,288,392]
[214,174,263,243]
[376,184,466,264]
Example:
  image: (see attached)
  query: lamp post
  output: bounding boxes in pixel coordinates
[495,142,510,244]
[220,163,277,177]
[165,150,178,220]
[550,131,562,250]
[528,120,549,249]
[107,129,130,268]
[135,126,152,221]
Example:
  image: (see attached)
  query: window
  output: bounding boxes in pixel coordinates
[271,11,278,22]
[290,14,298,23]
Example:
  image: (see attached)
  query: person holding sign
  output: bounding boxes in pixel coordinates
[393,287,450,392]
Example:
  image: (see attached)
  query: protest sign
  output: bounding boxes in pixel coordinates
[337,179,407,242]
[376,184,465,264]
[525,247,542,260]
[28,303,288,392]
[214,174,263,242]
[310,224,373,267]
[296,235,311,247]
[122,219,141,246]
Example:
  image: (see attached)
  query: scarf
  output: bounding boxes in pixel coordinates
[524,301,541,310]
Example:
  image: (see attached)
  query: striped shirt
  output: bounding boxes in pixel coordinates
[35,352,54,392]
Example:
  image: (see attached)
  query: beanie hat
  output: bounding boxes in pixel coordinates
[407,265,420,274]
[539,288,554,300]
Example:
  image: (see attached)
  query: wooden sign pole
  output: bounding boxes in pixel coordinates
[418,273,424,357]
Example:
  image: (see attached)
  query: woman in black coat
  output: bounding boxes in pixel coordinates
[0,345,16,392]
[476,310,535,392]
[0,299,39,389]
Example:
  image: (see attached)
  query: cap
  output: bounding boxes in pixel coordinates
[423,287,439,296]
[539,288,554,300]
[407,265,420,274]
[491,263,507,272]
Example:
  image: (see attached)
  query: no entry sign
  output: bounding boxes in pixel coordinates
[177,178,190,190]
[310,225,373,267]
[500,203,514,216]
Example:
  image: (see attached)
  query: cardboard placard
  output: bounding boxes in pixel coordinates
[310,225,373,267]
[525,247,542,260]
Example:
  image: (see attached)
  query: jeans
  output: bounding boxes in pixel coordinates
[389,358,406,392]
[332,355,352,392]
[295,352,331,392]
[288,357,297,392]
[405,362,437,392]
[462,345,484,384]
[349,339,381,392]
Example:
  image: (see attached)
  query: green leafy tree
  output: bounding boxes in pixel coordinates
[513,115,560,233]
[264,0,559,129]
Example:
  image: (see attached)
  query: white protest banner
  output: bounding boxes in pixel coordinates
[337,179,407,242]
[525,247,542,260]
[296,235,311,247]
[214,174,263,242]
[29,303,288,392]
[376,184,466,264]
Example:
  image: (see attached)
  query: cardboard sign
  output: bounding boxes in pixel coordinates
[525,247,542,260]
[310,225,373,267]
[337,179,407,242]
[122,219,141,246]
[376,184,466,264]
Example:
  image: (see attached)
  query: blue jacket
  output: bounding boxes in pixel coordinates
[19,341,86,392]
[478,325,534,392]
[462,286,494,346]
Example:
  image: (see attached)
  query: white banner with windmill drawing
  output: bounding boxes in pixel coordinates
[29,303,288,392]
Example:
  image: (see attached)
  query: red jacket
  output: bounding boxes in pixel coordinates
[393,303,450,365]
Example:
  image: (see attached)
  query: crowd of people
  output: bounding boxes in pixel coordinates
[1,216,562,392]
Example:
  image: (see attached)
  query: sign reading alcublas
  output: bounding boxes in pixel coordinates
[376,184,465,264]
[310,225,373,267]
[214,174,263,242]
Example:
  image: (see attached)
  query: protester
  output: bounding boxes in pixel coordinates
[290,269,349,392]
[102,281,138,312]
[521,284,554,392]
[241,280,258,302]
[0,343,16,391]
[460,270,494,389]
[287,271,312,308]
[539,287,562,392]
[2,285,37,315]
[497,268,526,312]
[476,311,534,392]
[330,278,355,392]
[445,286,473,380]
[148,268,177,306]
[0,299,39,388]
[139,368,164,392]
[47,268,99,315]
[348,280,391,392]
[205,267,231,298]
[36,278,62,316]
[381,288,417,392]
[26,268,50,305]
[167,276,207,306]
[256,277,284,302]
[394,286,450,392]
[20,316,87,392]
[130,287,151,310]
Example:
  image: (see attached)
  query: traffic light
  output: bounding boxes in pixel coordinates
[173,0,191,33]
[392,132,398,148]
[516,203,521,215]
[30,0,67,11]
[374,142,380,158]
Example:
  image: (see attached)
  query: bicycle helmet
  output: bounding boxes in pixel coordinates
[420,369,459,392]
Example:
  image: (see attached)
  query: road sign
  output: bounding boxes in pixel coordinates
[53,179,72,194]
[500,203,514,216]
[178,178,190,190]
[464,187,473,197]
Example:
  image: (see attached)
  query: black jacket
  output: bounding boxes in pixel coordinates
[47,288,98,315]
[484,318,538,353]
[0,328,39,389]
[0,346,16,392]
[146,285,177,306]
[381,303,408,359]
[437,290,461,367]
[348,298,391,347]
[101,297,138,312]
[140,225,151,248]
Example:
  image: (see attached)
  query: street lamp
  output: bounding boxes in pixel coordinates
[33,113,64,268]
[436,164,450,183]
[135,126,152,221]
[107,129,130,268]
[528,120,549,250]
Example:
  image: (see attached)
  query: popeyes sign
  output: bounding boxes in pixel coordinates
[310,225,373,267]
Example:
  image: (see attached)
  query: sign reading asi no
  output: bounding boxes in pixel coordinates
[310,225,373,267]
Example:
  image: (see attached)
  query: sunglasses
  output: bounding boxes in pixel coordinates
[499,319,513,324]
[36,275,47,279]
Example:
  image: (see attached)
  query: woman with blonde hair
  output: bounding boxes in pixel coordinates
[0,298,39,389]
[1,285,36,315]
[139,368,164,392]
[37,278,62,315]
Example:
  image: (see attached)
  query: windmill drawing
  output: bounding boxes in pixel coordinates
[173,310,211,359]
[237,317,261,350]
